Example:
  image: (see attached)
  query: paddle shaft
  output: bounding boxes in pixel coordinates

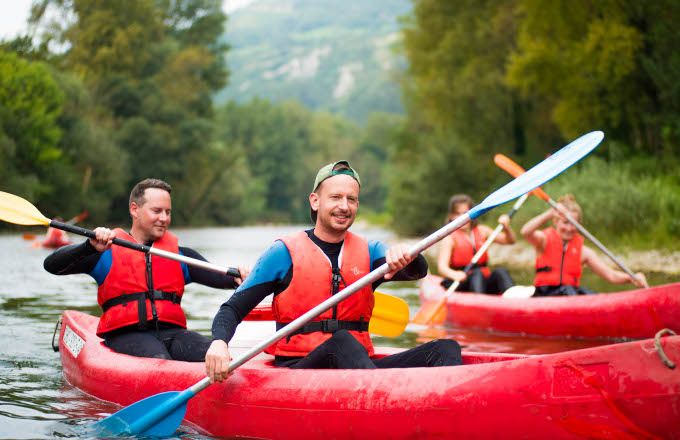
[546,199,639,280]
[431,193,529,319]
[50,220,240,277]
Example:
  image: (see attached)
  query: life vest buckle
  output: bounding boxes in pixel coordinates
[320,319,339,333]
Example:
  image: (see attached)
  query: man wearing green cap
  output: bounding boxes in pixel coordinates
[206,161,461,381]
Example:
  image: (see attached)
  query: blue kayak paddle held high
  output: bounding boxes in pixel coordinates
[91,130,604,438]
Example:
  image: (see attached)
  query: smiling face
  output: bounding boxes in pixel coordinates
[309,174,360,242]
[130,187,172,243]
[553,209,579,241]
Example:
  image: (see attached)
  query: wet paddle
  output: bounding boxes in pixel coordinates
[0,191,240,278]
[411,192,529,325]
[494,153,647,287]
[91,130,604,437]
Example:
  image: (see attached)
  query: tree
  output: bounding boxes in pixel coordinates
[507,0,680,159]
[0,49,63,198]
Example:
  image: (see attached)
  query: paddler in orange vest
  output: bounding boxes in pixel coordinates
[521,194,647,296]
[44,178,249,361]
[206,160,462,382]
[437,194,517,294]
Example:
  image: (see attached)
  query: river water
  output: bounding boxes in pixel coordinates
[0,225,676,439]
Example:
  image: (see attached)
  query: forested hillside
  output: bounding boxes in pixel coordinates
[216,0,410,122]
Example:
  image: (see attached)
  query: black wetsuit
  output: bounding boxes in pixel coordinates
[211,230,462,369]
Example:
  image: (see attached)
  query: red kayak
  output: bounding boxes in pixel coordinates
[419,274,680,339]
[59,310,680,439]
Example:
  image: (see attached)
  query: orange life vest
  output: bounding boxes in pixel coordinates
[534,227,583,287]
[266,231,374,357]
[96,228,186,336]
[449,227,490,277]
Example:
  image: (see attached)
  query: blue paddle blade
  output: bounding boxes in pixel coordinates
[469,131,603,219]
[91,391,188,437]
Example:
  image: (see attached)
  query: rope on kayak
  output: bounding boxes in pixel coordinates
[561,360,662,440]
[654,328,677,369]
[51,316,62,352]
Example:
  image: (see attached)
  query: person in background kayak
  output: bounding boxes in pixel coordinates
[437,194,516,294]
[40,217,72,248]
[206,161,461,381]
[521,193,648,296]
[43,178,250,361]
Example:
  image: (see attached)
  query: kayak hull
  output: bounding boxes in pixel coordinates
[59,310,680,439]
[420,274,680,339]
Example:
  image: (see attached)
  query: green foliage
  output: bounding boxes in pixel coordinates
[215,99,398,223]
[0,50,63,197]
[509,157,680,250]
[388,126,495,236]
[506,0,680,158]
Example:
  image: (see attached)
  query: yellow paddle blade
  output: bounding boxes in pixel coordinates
[0,191,51,226]
[411,298,447,326]
[370,291,410,337]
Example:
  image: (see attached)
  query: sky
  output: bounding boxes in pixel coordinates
[0,0,259,40]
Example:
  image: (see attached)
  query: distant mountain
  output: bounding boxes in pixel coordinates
[217,0,411,122]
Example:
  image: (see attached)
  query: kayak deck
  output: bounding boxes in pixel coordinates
[59,310,680,439]
[419,274,680,339]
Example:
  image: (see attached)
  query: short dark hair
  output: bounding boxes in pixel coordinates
[447,193,477,226]
[129,178,172,206]
[448,194,474,214]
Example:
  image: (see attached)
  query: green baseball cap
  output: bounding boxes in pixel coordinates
[310,160,361,222]
[312,160,361,192]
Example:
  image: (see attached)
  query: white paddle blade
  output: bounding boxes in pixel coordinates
[470,131,604,219]
[502,285,536,299]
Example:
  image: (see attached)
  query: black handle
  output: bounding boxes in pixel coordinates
[51,221,151,253]
[51,220,241,278]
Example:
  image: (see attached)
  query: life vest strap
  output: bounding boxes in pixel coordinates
[278,319,369,336]
[101,290,181,312]
[536,266,552,273]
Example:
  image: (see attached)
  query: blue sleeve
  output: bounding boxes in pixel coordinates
[234,240,292,293]
[179,249,191,284]
[368,240,388,269]
[211,240,293,342]
[89,249,112,285]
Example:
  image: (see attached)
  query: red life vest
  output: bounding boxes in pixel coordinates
[266,231,374,357]
[534,227,583,287]
[96,228,186,336]
[449,227,490,277]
